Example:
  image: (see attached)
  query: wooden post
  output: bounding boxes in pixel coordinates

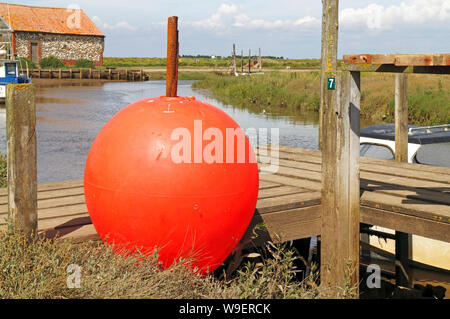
[320,0,361,297]
[59,68,62,79]
[108,69,112,80]
[80,69,83,79]
[166,16,179,97]
[321,70,361,297]
[232,43,236,74]
[319,0,339,151]
[259,48,262,72]
[394,73,411,287]
[248,49,251,74]
[89,68,92,79]
[6,84,37,237]
[241,50,244,73]
[395,73,408,162]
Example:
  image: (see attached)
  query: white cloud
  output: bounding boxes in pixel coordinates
[92,16,137,32]
[340,0,450,30]
[188,3,319,30]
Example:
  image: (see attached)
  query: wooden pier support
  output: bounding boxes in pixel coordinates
[321,70,361,296]
[5,84,37,237]
[320,0,360,297]
[394,72,412,287]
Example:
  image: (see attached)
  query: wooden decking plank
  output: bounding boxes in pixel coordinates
[361,206,450,243]
[259,172,321,191]
[361,192,450,223]
[0,186,85,205]
[275,145,450,177]
[0,179,84,196]
[43,223,99,242]
[272,160,450,206]
[249,205,321,245]
[0,194,86,214]
[261,166,450,223]
[258,186,310,199]
[343,53,450,67]
[0,203,88,226]
[37,213,91,231]
[258,180,281,189]
[256,192,321,214]
[265,151,450,185]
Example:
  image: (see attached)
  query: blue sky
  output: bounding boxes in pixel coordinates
[7,0,450,58]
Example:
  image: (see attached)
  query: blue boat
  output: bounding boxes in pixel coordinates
[0,59,32,102]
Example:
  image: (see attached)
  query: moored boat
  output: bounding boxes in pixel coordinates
[360,123,450,271]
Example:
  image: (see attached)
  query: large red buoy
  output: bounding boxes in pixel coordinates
[84,17,259,274]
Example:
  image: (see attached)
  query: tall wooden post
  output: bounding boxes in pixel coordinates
[320,0,339,151]
[321,70,361,297]
[320,0,360,297]
[259,48,262,72]
[6,84,37,237]
[394,73,411,287]
[248,49,251,74]
[166,16,179,97]
[241,50,244,73]
[232,43,236,74]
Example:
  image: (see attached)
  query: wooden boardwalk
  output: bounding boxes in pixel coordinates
[1,145,449,246]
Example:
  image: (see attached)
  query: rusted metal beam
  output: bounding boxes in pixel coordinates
[166,16,179,97]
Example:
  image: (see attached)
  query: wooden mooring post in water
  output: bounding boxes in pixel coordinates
[6,84,38,237]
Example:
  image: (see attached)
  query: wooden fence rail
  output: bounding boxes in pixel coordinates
[27,68,148,81]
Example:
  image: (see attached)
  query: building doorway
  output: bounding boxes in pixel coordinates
[30,42,38,63]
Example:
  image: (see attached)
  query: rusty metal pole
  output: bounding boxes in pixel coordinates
[166,16,178,97]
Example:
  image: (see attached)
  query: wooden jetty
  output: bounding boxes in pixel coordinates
[0,145,449,246]
[27,68,148,81]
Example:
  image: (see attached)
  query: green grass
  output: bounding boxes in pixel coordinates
[192,71,321,119]
[192,72,450,126]
[102,57,328,70]
[147,71,213,81]
[0,225,352,299]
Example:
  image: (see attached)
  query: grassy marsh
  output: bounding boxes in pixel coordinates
[192,72,450,126]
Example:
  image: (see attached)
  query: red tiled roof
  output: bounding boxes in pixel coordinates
[0,3,104,36]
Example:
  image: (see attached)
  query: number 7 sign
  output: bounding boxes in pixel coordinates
[327,77,336,90]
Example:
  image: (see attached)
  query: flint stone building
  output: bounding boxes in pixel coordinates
[0,3,104,66]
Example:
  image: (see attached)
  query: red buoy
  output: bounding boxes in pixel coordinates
[84,95,259,273]
[84,16,258,274]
